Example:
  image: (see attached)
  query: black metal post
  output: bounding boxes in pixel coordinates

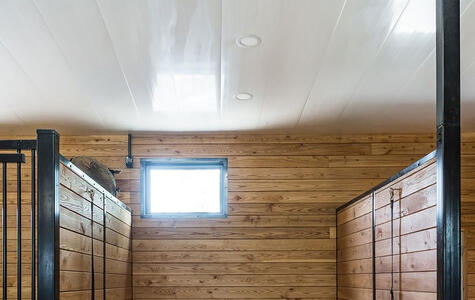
[103,194,106,300]
[17,149,22,299]
[371,192,376,300]
[2,162,7,300]
[37,129,60,300]
[125,134,133,168]
[31,149,36,300]
[436,0,461,299]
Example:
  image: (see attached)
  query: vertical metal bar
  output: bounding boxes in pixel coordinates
[31,150,36,300]
[335,210,338,299]
[436,0,461,299]
[91,199,95,300]
[16,149,21,300]
[103,195,106,300]
[371,192,376,300]
[37,129,60,300]
[125,134,133,168]
[2,162,7,300]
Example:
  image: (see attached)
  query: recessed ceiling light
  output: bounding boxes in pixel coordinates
[234,93,253,101]
[236,35,261,48]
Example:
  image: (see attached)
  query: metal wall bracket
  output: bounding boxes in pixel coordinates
[125,133,134,168]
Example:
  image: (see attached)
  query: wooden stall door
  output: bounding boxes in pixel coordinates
[374,159,437,299]
[59,159,132,300]
[337,195,373,299]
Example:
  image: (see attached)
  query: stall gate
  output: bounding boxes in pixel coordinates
[337,152,437,300]
[0,130,132,300]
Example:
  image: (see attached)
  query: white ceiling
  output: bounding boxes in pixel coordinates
[0,0,474,134]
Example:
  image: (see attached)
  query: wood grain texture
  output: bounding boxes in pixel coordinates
[3,132,475,300]
[57,133,440,300]
[372,159,437,298]
[58,161,132,300]
[125,134,442,300]
[337,195,373,300]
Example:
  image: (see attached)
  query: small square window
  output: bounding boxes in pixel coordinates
[140,158,228,218]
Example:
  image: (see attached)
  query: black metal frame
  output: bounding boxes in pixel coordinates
[140,157,228,219]
[37,129,60,300]
[0,140,37,300]
[436,0,461,299]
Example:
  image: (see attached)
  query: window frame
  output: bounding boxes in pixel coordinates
[140,157,228,218]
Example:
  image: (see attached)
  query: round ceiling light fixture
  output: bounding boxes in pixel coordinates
[236,35,261,48]
[234,92,253,101]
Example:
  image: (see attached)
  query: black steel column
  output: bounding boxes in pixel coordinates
[436,0,461,299]
[31,149,36,300]
[16,149,22,300]
[2,162,7,300]
[37,129,60,300]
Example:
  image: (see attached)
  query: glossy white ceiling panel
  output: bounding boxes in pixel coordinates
[33,0,142,130]
[298,0,411,131]
[461,0,475,130]
[336,0,436,132]
[0,0,104,129]
[96,0,222,131]
[221,0,346,130]
[0,0,474,134]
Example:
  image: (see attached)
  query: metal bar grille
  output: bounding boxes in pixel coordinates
[2,161,7,300]
[0,142,36,300]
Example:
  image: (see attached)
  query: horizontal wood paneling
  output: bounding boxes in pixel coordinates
[337,195,373,300]
[58,160,132,300]
[373,159,437,299]
[4,132,475,300]
[56,133,444,300]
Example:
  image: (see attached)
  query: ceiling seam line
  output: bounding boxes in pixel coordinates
[218,0,224,121]
[0,36,48,126]
[295,0,348,128]
[93,0,143,125]
[336,0,412,120]
[404,0,474,81]
[29,0,106,128]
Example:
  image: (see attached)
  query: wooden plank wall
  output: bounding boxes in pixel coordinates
[337,195,373,299]
[373,158,437,299]
[125,134,443,300]
[0,133,475,300]
[462,136,475,299]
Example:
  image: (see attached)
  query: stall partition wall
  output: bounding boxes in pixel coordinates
[0,135,132,299]
[374,158,437,299]
[336,155,437,299]
[59,157,132,300]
